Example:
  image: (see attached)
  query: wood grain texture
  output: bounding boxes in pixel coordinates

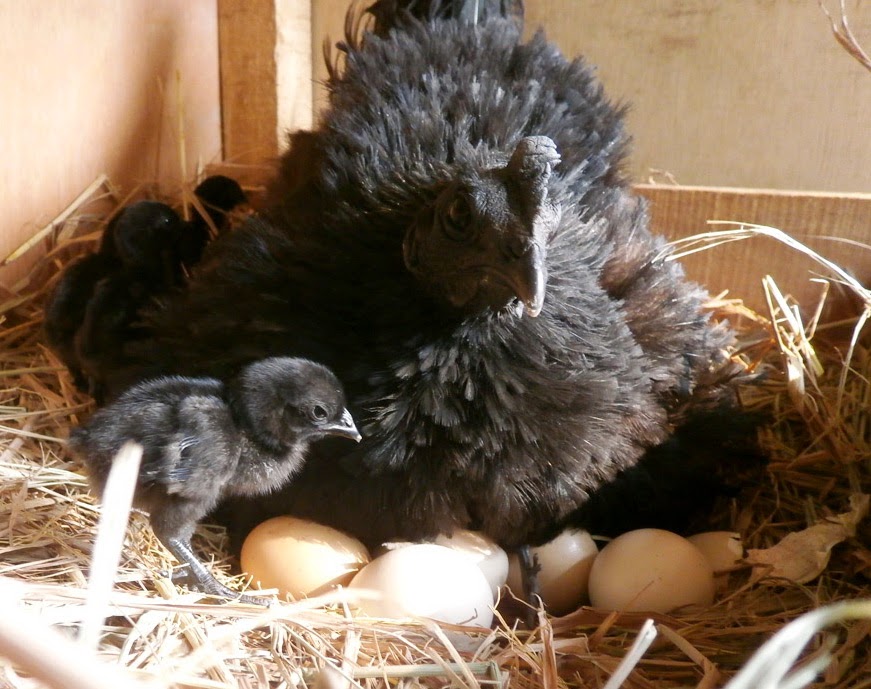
[0,1,222,273]
[218,0,278,162]
[637,185,871,315]
[524,1,871,193]
[218,0,312,162]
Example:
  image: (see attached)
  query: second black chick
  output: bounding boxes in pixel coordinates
[73,201,185,402]
[176,175,248,271]
[45,178,246,399]
[44,201,179,388]
[68,356,361,603]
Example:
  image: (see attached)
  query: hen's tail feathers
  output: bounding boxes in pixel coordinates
[326,0,523,82]
[368,0,523,36]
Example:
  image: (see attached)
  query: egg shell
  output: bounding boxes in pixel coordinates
[686,532,744,573]
[241,516,370,599]
[348,543,494,627]
[506,529,598,616]
[588,528,715,613]
[434,530,509,597]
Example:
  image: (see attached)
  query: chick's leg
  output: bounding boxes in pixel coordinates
[164,536,267,606]
[150,505,267,605]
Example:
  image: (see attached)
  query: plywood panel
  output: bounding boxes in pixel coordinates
[0,1,222,277]
[310,1,871,192]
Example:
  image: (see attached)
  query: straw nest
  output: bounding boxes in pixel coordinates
[0,175,869,689]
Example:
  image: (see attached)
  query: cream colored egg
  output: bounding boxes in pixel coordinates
[588,528,715,613]
[241,516,370,599]
[434,530,509,597]
[686,532,744,574]
[348,543,494,627]
[505,529,599,615]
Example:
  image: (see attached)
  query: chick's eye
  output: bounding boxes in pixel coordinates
[442,195,473,241]
[310,405,328,421]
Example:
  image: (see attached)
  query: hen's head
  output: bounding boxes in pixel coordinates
[402,136,561,318]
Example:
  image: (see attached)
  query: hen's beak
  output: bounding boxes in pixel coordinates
[503,241,547,317]
[323,408,362,442]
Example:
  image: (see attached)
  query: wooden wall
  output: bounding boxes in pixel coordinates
[3,1,869,314]
[0,2,221,275]
[311,1,871,192]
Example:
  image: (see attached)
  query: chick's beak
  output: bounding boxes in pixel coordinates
[504,240,547,317]
[323,408,362,442]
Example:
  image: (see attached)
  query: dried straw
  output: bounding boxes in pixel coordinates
[0,178,869,688]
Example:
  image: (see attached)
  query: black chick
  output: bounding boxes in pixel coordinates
[47,180,246,401]
[68,357,361,602]
[92,0,751,592]
[74,201,186,403]
[176,175,248,271]
[45,201,182,392]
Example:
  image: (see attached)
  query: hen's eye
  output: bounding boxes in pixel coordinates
[442,195,473,240]
[311,405,328,421]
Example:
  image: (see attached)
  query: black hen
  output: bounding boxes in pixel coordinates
[69,357,360,602]
[100,2,746,562]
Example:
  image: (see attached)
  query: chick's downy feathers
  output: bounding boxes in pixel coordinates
[69,357,359,601]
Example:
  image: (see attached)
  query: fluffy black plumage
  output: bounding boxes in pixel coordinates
[69,357,360,602]
[45,178,248,402]
[93,2,749,571]
[176,175,248,271]
[45,200,182,391]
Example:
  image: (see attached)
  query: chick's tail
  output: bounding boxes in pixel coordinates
[367,0,523,36]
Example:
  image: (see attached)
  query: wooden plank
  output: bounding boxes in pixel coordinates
[525,1,871,193]
[218,0,277,162]
[0,0,221,287]
[218,0,311,163]
[637,185,871,315]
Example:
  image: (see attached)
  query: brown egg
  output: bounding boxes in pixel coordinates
[588,528,715,613]
[506,529,599,615]
[241,516,370,599]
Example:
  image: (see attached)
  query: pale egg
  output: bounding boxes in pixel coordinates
[687,531,744,590]
[588,528,715,613]
[241,516,370,599]
[686,531,744,574]
[434,530,509,597]
[348,543,494,627]
[505,529,599,615]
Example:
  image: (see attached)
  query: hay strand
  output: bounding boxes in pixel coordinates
[79,441,143,650]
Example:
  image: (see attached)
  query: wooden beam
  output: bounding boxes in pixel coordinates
[218,0,311,163]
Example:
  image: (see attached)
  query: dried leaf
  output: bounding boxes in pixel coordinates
[747,494,869,584]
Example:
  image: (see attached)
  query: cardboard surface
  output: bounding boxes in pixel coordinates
[637,185,871,315]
